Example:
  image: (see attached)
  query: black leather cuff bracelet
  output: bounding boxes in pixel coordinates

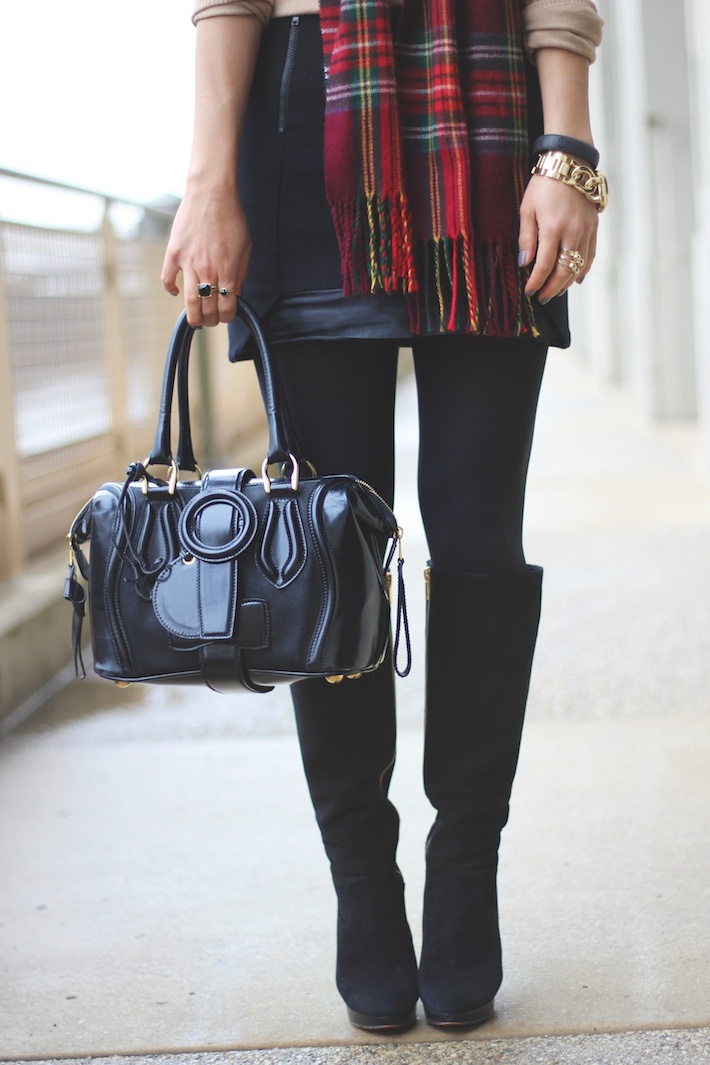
[532,135,599,169]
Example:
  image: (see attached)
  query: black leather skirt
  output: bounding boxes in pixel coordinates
[230,14,569,360]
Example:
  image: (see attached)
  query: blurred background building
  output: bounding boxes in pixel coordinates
[574,0,710,469]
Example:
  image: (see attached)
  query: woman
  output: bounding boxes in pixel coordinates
[162,0,604,1032]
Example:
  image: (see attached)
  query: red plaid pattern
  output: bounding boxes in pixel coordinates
[319,0,538,336]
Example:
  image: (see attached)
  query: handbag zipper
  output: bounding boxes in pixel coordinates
[355,477,399,533]
[278,16,300,134]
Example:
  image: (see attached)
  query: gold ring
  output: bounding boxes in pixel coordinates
[197,283,217,298]
[218,287,234,297]
[557,248,585,277]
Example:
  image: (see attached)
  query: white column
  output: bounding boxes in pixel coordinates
[685,0,710,475]
[570,0,622,385]
[610,0,696,421]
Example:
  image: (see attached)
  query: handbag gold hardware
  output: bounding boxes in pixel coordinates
[261,453,300,494]
[140,459,179,496]
[326,672,363,684]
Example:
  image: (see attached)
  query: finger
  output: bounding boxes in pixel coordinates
[217,284,238,324]
[161,255,181,297]
[200,281,221,328]
[549,242,591,300]
[525,226,561,297]
[518,201,538,272]
[532,236,589,303]
[183,268,207,328]
[220,248,251,324]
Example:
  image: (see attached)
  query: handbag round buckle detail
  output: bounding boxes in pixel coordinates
[178,491,258,562]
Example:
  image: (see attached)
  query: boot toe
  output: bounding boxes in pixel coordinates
[423,997,494,1027]
[346,1004,417,1031]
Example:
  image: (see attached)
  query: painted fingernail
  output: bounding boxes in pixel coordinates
[518,249,528,268]
[538,296,551,305]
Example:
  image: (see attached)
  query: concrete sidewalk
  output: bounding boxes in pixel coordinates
[1,349,710,1065]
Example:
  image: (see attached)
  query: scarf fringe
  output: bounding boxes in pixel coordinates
[333,192,539,338]
[333,193,418,298]
[413,237,540,338]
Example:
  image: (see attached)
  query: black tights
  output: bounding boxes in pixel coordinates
[262,335,547,876]
[268,335,548,574]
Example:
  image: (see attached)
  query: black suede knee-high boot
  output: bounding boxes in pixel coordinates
[292,648,418,1030]
[418,565,543,1026]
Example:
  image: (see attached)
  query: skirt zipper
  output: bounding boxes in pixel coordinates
[278,16,300,134]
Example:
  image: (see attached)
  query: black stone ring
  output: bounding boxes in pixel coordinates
[218,287,234,297]
[197,283,217,298]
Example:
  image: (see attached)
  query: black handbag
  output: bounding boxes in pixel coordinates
[64,301,410,694]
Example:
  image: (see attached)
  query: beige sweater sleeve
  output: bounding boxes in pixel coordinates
[523,0,603,63]
[192,0,603,64]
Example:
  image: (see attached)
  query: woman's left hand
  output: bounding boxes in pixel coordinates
[518,174,599,304]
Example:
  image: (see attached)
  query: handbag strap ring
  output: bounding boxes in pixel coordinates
[262,453,300,494]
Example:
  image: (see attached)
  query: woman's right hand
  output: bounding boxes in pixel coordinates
[160,14,263,326]
[161,180,252,328]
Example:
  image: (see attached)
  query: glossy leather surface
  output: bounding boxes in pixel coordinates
[69,301,403,693]
[81,471,395,690]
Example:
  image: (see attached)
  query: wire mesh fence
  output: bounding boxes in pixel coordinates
[0,172,264,579]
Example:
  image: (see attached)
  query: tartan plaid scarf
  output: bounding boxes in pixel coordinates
[319,0,538,336]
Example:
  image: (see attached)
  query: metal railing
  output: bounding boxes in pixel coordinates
[0,169,265,580]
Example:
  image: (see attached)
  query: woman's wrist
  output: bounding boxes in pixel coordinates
[532,134,598,169]
[184,167,238,194]
[535,47,594,149]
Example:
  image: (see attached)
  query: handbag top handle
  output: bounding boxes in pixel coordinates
[148,301,293,473]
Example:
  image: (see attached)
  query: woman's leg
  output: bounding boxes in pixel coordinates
[268,339,400,878]
[264,338,418,1030]
[413,335,547,573]
[412,336,548,1025]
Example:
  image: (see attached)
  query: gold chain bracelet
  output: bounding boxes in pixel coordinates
[531,150,609,212]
